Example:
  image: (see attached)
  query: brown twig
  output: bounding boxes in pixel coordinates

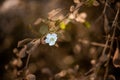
[78,39,110,48]
[104,8,119,80]
[102,0,108,14]
[25,53,31,69]
[101,35,110,56]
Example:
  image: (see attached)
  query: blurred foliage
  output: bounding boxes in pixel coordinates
[0,0,120,80]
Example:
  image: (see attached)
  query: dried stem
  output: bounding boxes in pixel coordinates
[25,53,31,69]
[102,0,108,14]
[101,35,110,56]
[104,8,119,80]
[78,39,110,48]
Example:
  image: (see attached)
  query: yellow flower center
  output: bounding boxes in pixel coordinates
[50,38,54,41]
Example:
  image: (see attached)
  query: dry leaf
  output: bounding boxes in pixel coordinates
[113,47,120,68]
[34,18,42,25]
[26,39,40,54]
[93,0,99,6]
[18,45,27,58]
[48,8,63,20]
[108,75,115,80]
[69,13,75,19]
[73,0,80,4]
[70,5,75,12]
[104,14,110,34]
[17,38,32,47]
[55,43,59,47]
[75,12,87,23]
[11,58,22,67]
[55,70,67,78]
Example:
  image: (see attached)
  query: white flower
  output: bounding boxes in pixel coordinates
[45,33,57,46]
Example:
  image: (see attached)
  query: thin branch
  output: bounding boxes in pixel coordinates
[78,39,110,48]
[25,53,31,69]
[104,8,119,80]
[102,0,108,14]
[101,35,110,56]
[112,9,120,28]
[85,68,94,76]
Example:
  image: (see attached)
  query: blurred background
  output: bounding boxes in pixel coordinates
[0,0,117,80]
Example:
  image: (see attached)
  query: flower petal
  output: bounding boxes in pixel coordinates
[49,41,55,46]
[45,33,57,46]
[52,33,57,37]
[45,39,49,43]
[46,33,51,38]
